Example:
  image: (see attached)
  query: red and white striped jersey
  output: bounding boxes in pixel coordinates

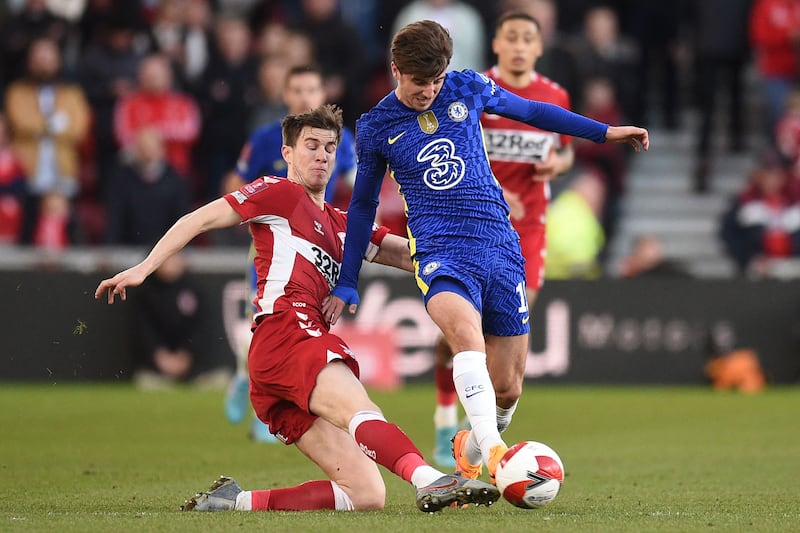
[224,176,388,323]
[481,67,572,229]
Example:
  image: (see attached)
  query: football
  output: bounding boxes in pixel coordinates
[494,441,565,509]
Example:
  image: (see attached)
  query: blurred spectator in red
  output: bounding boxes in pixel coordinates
[749,0,800,143]
[79,16,146,193]
[104,127,191,246]
[775,85,800,177]
[0,113,28,243]
[114,53,201,190]
[720,149,800,276]
[194,14,259,201]
[573,76,628,248]
[691,0,752,194]
[5,37,90,250]
[289,0,366,126]
[0,0,70,95]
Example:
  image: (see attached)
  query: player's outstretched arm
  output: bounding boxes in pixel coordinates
[94,198,242,304]
[606,126,649,152]
[372,233,413,273]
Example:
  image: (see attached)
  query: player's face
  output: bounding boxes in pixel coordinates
[391,62,446,111]
[283,126,338,194]
[493,18,542,75]
[283,72,325,114]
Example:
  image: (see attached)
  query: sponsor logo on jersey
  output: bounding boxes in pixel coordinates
[447,101,468,122]
[477,72,496,94]
[483,129,554,162]
[314,220,324,236]
[418,138,465,190]
[231,190,247,204]
[422,261,440,275]
[417,111,438,134]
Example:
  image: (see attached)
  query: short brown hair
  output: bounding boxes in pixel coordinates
[284,64,322,88]
[496,11,541,32]
[281,104,343,147]
[391,20,452,79]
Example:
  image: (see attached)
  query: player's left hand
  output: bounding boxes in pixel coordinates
[605,126,649,152]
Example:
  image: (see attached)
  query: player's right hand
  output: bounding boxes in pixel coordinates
[94,265,148,304]
[325,286,360,325]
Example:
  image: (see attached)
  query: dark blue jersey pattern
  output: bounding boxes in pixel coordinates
[237,120,356,203]
[336,69,608,295]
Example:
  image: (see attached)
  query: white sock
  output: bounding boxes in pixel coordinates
[496,399,519,434]
[452,351,504,465]
[410,465,445,489]
[434,404,457,429]
[331,481,355,511]
[235,491,251,511]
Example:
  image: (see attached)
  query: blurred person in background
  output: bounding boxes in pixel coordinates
[0,0,70,97]
[428,10,575,467]
[180,0,215,93]
[617,234,691,278]
[4,36,90,249]
[500,0,582,108]
[571,5,639,125]
[391,0,487,73]
[79,16,146,195]
[0,112,28,244]
[573,75,629,248]
[194,14,259,201]
[133,252,214,390]
[248,55,289,131]
[104,127,191,246]
[222,64,356,442]
[544,169,606,280]
[775,85,800,178]
[749,0,800,145]
[720,149,800,277]
[289,0,367,127]
[691,0,752,194]
[114,53,201,194]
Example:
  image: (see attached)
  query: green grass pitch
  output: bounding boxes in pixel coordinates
[1,383,798,532]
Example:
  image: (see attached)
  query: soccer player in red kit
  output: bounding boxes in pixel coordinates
[95,105,499,513]
[431,11,576,468]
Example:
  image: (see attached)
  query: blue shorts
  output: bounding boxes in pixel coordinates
[414,240,530,337]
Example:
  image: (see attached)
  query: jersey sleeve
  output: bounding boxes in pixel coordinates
[470,69,608,144]
[224,176,289,221]
[336,119,387,290]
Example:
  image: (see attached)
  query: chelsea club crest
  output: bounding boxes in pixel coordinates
[447,101,468,122]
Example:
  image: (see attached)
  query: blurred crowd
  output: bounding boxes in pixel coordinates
[0,0,799,278]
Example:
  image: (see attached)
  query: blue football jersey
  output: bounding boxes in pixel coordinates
[337,69,608,293]
[237,120,356,203]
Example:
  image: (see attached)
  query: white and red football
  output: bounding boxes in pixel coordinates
[495,441,565,509]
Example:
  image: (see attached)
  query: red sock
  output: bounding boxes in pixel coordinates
[434,364,457,406]
[352,419,423,482]
[250,480,335,510]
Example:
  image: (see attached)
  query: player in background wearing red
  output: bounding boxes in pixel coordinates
[431,11,575,468]
[95,105,499,513]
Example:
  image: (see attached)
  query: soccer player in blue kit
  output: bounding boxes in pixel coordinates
[325,20,648,483]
